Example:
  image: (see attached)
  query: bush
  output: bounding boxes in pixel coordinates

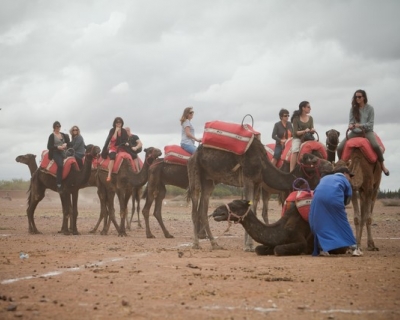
[380,198,400,207]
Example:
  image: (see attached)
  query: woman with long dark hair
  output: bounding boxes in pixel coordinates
[289,101,315,171]
[337,90,389,176]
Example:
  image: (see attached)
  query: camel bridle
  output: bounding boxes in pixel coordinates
[326,134,339,153]
[225,203,251,224]
[299,158,322,180]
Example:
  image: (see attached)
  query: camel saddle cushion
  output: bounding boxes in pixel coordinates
[164,145,191,166]
[98,151,142,173]
[298,141,327,161]
[40,150,79,179]
[265,138,293,168]
[202,120,260,155]
[341,133,385,163]
[282,190,314,222]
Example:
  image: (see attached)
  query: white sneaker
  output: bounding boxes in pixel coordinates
[352,248,363,256]
[319,251,330,256]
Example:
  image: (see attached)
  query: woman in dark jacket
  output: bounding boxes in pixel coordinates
[47,121,71,192]
[101,117,129,182]
[271,108,293,166]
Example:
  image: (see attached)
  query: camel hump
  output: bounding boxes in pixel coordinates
[264,140,292,169]
[341,133,385,163]
[203,120,260,155]
[98,151,140,173]
[39,151,79,179]
[282,190,313,222]
[164,145,191,166]
[298,141,327,160]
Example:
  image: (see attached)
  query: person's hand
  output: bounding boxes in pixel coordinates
[349,123,355,129]
[305,128,310,133]
[115,127,121,132]
[132,146,137,151]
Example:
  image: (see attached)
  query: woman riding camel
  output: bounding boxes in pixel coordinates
[337,89,389,176]
[101,117,129,182]
[289,101,315,171]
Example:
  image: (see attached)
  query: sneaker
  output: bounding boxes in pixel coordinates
[319,251,330,256]
[352,248,363,257]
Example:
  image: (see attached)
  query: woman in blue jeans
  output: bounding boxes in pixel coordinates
[180,107,201,154]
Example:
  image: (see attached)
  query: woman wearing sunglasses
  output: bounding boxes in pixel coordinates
[70,125,86,170]
[337,89,389,176]
[180,107,201,154]
[289,101,315,171]
[271,108,293,166]
[101,117,129,182]
[47,121,71,192]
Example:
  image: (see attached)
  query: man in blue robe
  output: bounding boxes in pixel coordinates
[309,167,362,257]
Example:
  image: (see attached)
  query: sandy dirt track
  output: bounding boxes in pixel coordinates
[1,190,400,320]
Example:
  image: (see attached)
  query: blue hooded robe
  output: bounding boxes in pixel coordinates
[309,173,356,256]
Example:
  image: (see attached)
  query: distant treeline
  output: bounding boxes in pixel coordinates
[1,179,398,199]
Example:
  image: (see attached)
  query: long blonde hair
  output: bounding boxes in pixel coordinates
[69,125,80,137]
[180,107,193,125]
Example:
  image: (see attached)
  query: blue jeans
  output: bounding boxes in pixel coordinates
[53,152,64,186]
[181,143,196,154]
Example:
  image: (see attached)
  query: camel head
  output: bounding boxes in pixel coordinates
[144,147,162,165]
[212,200,252,222]
[326,129,340,150]
[85,145,101,158]
[299,153,333,178]
[15,154,36,164]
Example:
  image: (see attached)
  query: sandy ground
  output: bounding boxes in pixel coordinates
[0,189,399,320]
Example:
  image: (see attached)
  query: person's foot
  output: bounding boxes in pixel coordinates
[352,247,363,257]
[383,169,390,176]
[319,251,330,256]
[106,176,111,182]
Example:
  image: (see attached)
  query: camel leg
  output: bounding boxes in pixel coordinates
[352,192,362,248]
[71,190,80,235]
[255,245,275,255]
[142,191,156,238]
[199,182,221,250]
[243,184,257,252]
[153,186,173,238]
[27,186,45,234]
[117,190,129,237]
[59,194,71,235]
[91,185,106,234]
[274,240,308,256]
[128,188,142,229]
[261,187,270,224]
[366,195,379,251]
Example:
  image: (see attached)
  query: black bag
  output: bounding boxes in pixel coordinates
[301,132,315,142]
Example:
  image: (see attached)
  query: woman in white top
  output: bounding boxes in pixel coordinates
[180,107,201,154]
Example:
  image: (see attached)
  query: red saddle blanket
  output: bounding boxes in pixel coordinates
[265,138,293,168]
[98,152,143,173]
[298,141,327,161]
[40,150,79,179]
[164,145,191,166]
[202,121,260,155]
[282,190,313,222]
[341,133,385,163]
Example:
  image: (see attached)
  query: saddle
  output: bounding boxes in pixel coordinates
[98,151,143,173]
[281,178,313,222]
[164,145,191,166]
[298,141,327,161]
[265,138,293,168]
[202,120,260,155]
[40,150,79,179]
[341,133,385,163]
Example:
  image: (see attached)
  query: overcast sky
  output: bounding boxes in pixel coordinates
[1,0,399,191]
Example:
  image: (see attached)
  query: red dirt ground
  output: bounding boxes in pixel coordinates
[0,190,399,319]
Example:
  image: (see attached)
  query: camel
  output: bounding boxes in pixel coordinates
[213,199,313,255]
[26,144,101,235]
[93,147,162,236]
[16,153,141,231]
[326,129,340,163]
[336,151,381,251]
[212,199,347,256]
[188,139,333,250]
[141,161,188,238]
